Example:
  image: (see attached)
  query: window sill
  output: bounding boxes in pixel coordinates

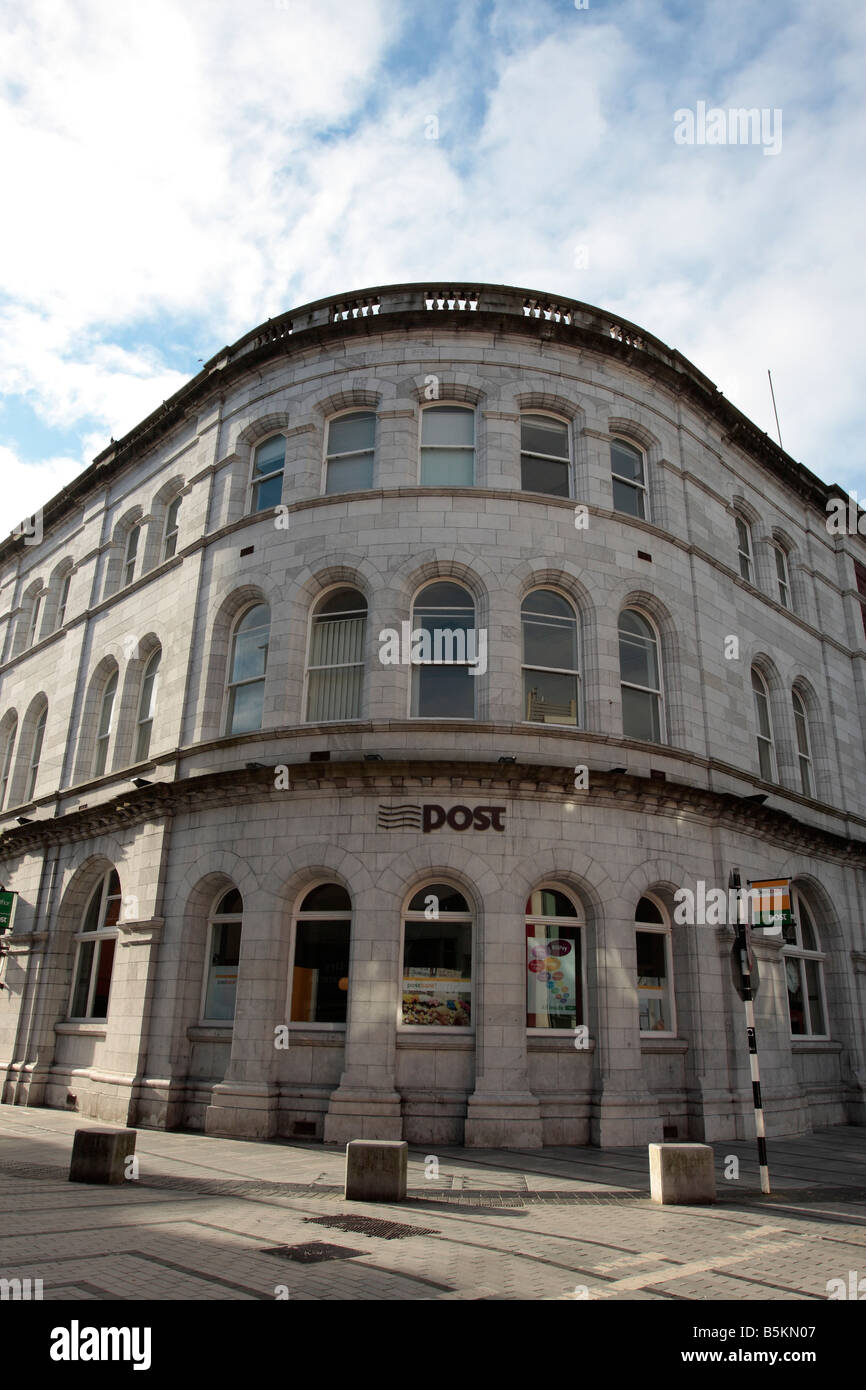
[527,1032,596,1051]
[55,1021,107,1037]
[187,1025,233,1041]
[397,1029,474,1047]
[640,1036,688,1053]
[790,1037,839,1051]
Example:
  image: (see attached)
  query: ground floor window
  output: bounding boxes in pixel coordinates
[70,869,121,1020]
[402,883,472,1027]
[526,885,583,1029]
[635,895,675,1035]
[783,887,828,1037]
[203,888,243,1021]
[291,883,351,1024]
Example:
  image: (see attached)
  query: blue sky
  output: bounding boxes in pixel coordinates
[1,0,864,524]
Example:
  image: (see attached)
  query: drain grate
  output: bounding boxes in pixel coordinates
[261,1241,366,1264]
[304,1214,439,1240]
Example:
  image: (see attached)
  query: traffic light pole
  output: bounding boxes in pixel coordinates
[730,868,771,1195]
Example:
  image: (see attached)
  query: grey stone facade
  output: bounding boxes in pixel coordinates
[1,283,864,1148]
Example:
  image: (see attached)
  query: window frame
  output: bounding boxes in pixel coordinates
[162,495,182,561]
[782,886,829,1040]
[249,434,286,515]
[519,412,572,499]
[26,704,47,801]
[792,689,814,798]
[93,672,118,778]
[323,409,376,495]
[56,571,72,629]
[68,869,121,1022]
[618,608,665,743]
[521,587,582,728]
[751,667,776,781]
[304,586,368,723]
[223,603,270,736]
[0,718,17,809]
[635,894,676,1039]
[773,543,792,609]
[735,514,753,583]
[525,883,585,1034]
[610,437,648,520]
[135,649,161,763]
[408,579,478,720]
[200,887,244,1025]
[287,881,352,1031]
[399,882,474,1032]
[419,403,476,487]
[26,590,43,647]
[123,525,141,588]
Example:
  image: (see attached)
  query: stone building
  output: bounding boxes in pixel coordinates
[1,282,865,1149]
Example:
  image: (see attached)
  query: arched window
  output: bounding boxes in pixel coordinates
[70,869,121,1019]
[522,590,580,726]
[291,883,351,1024]
[735,514,753,582]
[0,717,17,809]
[162,495,182,560]
[250,436,285,513]
[751,668,775,780]
[93,672,118,777]
[325,411,375,493]
[135,650,161,761]
[792,689,814,797]
[202,887,243,1022]
[783,888,827,1037]
[526,885,583,1029]
[56,571,72,629]
[410,581,477,718]
[225,604,270,734]
[520,414,570,497]
[26,703,47,800]
[305,588,367,721]
[26,589,43,647]
[420,405,475,486]
[402,883,472,1027]
[773,543,791,609]
[610,438,647,519]
[123,524,141,587]
[635,895,675,1036]
[619,610,663,741]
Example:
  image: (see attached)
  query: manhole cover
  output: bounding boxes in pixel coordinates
[261,1241,366,1264]
[304,1215,439,1240]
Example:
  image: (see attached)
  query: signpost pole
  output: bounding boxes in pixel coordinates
[729,868,771,1195]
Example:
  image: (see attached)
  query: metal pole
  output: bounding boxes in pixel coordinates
[767,370,783,450]
[730,869,771,1194]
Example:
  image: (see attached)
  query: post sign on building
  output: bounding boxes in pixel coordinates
[749,878,794,933]
[0,890,17,931]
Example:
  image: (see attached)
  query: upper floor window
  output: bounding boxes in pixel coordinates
[410,581,477,719]
[526,886,583,1030]
[56,571,71,629]
[783,889,827,1037]
[773,544,791,609]
[635,895,675,1036]
[26,703,47,801]
[163,495,182,560]
[619,609,663,742]
[735,515,753,582]
[520,414,570,497]
[306,588,367,722]
[225,604,270,735]
[135,650,161,762]
[610,439,647,519]
[0,717,17,809]
[94,672,118,777]
[522,590,580,726]
[325,412,375,494]
[70,869,120,1020]
[792,689,814,797]
[420,405,474,486]
[751,667,775,780]
[291,883,351,1025]
[202,887,243,1022]
[251,436,285,513]
[402,883,472,1028]
[854,561,866,640]
[26,590,43,647]
[123,525,141,587]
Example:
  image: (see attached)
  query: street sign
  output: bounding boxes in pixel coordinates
[730,928,760,1000]
[0,890,17,931]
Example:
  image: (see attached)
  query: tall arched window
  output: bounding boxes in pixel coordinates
[291,883,351,1024]
[610,439,647,518]
[70,869,120,1020]
[635,895,675,1035]
[325,411,375,493]
[420,405,475,486]
[402,883,472,1027]
[526,885,583,1030]
[135,650,161,761]
[751,668,775,780]
[26,588,43,647]
[735,514,753,582]
[123,524,141,587]
[202,887,243,1022]
[410,581,477,718]
[26,703,47,800]
[162,495,182,560]
[619,610,663,741]
[250,436,285,513]
[56,570,72,629]
[0,717,17,809]
[306,589,367,721]
[773,543,791,609]
[783,888,827,1037]
[225,604,270,734]
[792,689,814,797]
[522,590,580,726]
[93,672,118,776]
[520,414,570,497]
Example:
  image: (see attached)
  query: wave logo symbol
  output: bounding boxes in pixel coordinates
[377,803,422,830]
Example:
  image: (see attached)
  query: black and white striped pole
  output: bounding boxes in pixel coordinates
[729,868,771,1195]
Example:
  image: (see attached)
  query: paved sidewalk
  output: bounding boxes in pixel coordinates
[1,1109,864,1301]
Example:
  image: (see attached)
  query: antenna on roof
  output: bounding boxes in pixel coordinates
[767,369,783,450]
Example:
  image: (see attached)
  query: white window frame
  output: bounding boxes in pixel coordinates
[399,882,474,1032]
[408,580,478,720]
[223,604,270,736]
[610,437,648,520]
[162,495,182,561]
[773,543,791,609]
[521,588,582,727]
[792,689,814,798]
[419,403,476,487]
[56,571,71,629]
[618,609,665,743]
[304,586,367,723]
[93,673,117,778]
[135,650,161,762]
[525,883,585,1035]
[323,410,376,495]
[0,719,17,809]
[783,887,829,1040]
[519,412,572,498]
[751,667,776,781]
[636,895,676,1039]
[26,591,43,647]
[123,525,141,588]
[200,887,244,1025]
[735,515,753,582]
[26,705,47,801]
[69,870,121,1021]
[287,881,352,1032]
[249,435,286,515]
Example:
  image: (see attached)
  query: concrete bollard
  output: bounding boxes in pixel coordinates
[345,1139,408,1202]
[649,1142,716,1204]
[69,1128,137,1185]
